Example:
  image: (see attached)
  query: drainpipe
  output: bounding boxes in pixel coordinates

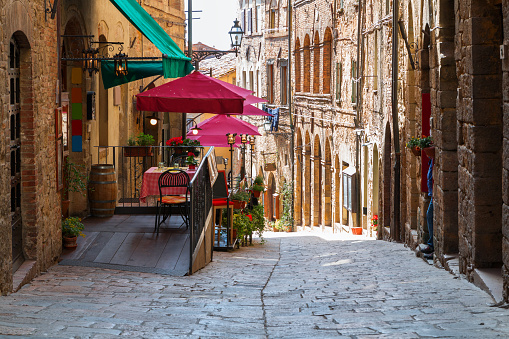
[391,0,401,241]
[354,0,363,228]
[288,0,295,231]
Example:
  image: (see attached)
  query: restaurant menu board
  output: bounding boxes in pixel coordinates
[207,148,218,186]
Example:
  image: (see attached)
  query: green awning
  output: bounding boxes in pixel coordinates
[101,61,164,89]
[104,0,193,87]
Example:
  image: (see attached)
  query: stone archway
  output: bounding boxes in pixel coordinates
[303,131,311,226]
[323,138,332,226]
[383,123,392,231]
[313,134,322,226]
[295,128,303,225]
[334,155,341,226]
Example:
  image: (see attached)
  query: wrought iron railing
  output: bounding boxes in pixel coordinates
[189,147,216,275]
[94,145,204,213]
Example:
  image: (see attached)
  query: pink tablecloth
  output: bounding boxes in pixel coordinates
[140,167,196,203]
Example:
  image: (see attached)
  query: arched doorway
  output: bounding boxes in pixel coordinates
[372,144,380,219]
[295,128,303,225]
[267,173,276,221]
[9,36,23,272]
[313,134,322,226]
[383,123,392,232]
[304,131,311,226]
[323,138,332,226]
[334,155,341,226]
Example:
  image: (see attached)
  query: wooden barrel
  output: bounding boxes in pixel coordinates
[89,164,117,217]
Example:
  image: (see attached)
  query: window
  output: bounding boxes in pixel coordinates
[280,63,288,105]
[374,31,378,91]
[295,39,301,92]
[269,9,276,29]
[342,167,357,212]
[249,71,254,92]
[351,60,357,104]
[267,63,274,103]
[336,62,342,102]
[247,8,252,35]
[242,70,247,89]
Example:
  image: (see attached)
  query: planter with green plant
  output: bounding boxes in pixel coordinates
[406,136,421,156]
[232,213,251,246]
[186,152,198,169]
[251,175,265,198]
[420,136,434,158]
[62,216,85,249]
[231,189,250,209]
[124,132,155,157]
[278,181,294,232]
[62,158,88,218]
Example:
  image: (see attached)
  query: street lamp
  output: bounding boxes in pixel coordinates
[226,132,237,249]
[190,123,202,135]
[147,112,160,126]
[240,134,248,180]
[228,19,244,55]
[264,120,272,133]
[249,136,255,184]
[113,52,128,76]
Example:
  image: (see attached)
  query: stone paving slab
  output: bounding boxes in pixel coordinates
[1,230,509,338]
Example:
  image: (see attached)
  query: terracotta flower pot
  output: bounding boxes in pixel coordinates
[252,190,261,198]
[62,235,78,249]
[423,146,435,159]
[232,200,243,209]
[351,227,363,235]
[124,146,153,157]
[411,146,421,156]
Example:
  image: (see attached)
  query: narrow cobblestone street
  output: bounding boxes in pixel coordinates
[1,230,509,338]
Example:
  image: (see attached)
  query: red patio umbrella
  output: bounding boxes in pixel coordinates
[186,114,261,137]
[136,71,264,114]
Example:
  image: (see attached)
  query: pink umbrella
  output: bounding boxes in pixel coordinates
[136,71,265,114]
[188,135,240,148]
[187,114,261,137]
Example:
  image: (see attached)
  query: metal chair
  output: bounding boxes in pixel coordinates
[154,169,190,234]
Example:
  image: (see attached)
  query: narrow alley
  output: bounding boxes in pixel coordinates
[1,230,508,338]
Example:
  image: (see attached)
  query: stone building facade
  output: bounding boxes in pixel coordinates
[243,0,509,302]
[0,0,61,294]
[0,0,187,294]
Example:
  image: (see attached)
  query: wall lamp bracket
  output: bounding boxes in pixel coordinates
[45,0,58,21]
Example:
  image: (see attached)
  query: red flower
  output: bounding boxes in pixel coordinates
[187,152,194,156]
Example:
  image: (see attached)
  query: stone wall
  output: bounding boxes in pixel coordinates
[0,0,61,294]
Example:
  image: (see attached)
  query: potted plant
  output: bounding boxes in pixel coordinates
[124,132,155,157]
[250,204,266,241]
[62,158,88,218]
[420,136,434,158]
[166,136,185,155]
[185,152,198,170]
[232,213,251,245]
[231,189,250,209]
[183,138,202,155]
[251,175,265,198]
[406,136,421,156]
[62,216,85,249]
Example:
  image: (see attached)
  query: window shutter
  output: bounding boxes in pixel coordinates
[241,10,245,32]
[248,9,252,35]
[274,194,280,219]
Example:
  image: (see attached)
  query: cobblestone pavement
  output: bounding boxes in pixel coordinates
[1,230,509,338]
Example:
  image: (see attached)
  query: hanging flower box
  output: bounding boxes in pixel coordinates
[423,146,435,159]
[124,147,153,157]
[411,146,421,156]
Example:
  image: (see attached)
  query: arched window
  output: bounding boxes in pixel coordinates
[295,38,301,92]
[303,34,311,92]
[323,28,332,94]
[313,32,320,94]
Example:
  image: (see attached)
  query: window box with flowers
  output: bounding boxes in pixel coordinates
[419,136,434,159]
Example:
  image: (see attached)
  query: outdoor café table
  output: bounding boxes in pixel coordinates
[140,167,196,203]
